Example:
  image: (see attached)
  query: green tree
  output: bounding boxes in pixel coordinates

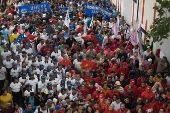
[148,0,170,45]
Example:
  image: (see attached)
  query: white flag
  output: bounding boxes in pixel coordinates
[89,16,93,28]
[160,51,165,59]
[64,10,70,28]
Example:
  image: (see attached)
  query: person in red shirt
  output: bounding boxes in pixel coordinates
[93,102,102,113]
[107,86,121,99]
[98,94,106,112]
[87,82,96,94]
[59,54,72,67]
[92,86,104,101]
[94,73,105,86]
[143,99,155,113]
[118,62,129,79]
[107,104,115,113]
[79,85,89,98]
[82,70,93,85]
[141,86,155,103]
[103,99,112,113]
[137,75,147,87]
[154,97,166,113]
[124,79,138,94]
[143,58,155,71]
[40,41,53,56]
[165,104,170,113]
[116,103,130,113]
[137,82,146,97]
[21,35,30,48]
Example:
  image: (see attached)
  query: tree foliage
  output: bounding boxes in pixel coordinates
[148,0,170,44]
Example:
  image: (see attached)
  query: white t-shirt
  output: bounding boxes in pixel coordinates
[73,59,81,70]
[10,82,22,92]
[10,67,21,77]
[22,48,33,54]
[111,101,122,111]
[24,89,34,97]
[0,67,6,80]
[1,51,12,59]
[38,81,48,93]
[51,51,61,59]
[25,78,38,92]
[58,92,67,99]
[34,108,50,113]
[10,42,20,52]
[3,59,14,69]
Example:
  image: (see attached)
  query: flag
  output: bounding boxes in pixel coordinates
[83,17,87,35]
[64,10,70,28]
[136,0,139,22]
[17,34,24,43]
[137,26,143,53]
[160,51,165,59]
[95,34,104,45]
[81,60,95,69]
[27,34,36,43]
[89,16,93,29]
[82,35,99,44]
[9,33,20,43]
[130,30,137,45]
[112,23,119,36]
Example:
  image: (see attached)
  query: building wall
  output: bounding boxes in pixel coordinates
[111,0,170,61]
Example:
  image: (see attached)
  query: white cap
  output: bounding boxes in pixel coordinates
[60,16,62,18]
[1,25,5,28]
[148,58,152,62]
[42,14,46,17]
[115,81,121,85]
[8,13,12,16]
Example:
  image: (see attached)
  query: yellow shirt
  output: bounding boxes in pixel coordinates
[0,93,12,108]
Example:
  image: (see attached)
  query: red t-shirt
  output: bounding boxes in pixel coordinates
[154,101,166,113]
[143,103,155,113]
[141,91,155,102]
[92,91,104,101]
[124,84,137,94]
[60,59,72,67]
[118,67,129,79]
[94,77,105,86]
[87,86,96,94]
[106,90,121,98]
[82,76,93,85]
[137,87,146,97]
[41,46,53,56]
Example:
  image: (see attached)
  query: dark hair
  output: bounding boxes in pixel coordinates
[85,105,94,113]
[40,102,46,108]
[0,88,5,95]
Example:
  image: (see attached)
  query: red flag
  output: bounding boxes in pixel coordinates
[81,60,95,69]
[27,34,36,43]
[82,35,99,44]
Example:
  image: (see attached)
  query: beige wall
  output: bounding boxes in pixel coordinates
[111,0,170,61]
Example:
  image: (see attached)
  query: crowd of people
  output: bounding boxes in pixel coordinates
[0,0,170,113]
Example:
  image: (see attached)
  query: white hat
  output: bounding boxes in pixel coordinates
[8,13,12,16]
[42,14,46,17]
[1,25,5,28]
[148,58,152,62]
[59,16,62,18]
[115,81,121,85]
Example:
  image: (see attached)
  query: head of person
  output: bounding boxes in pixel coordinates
[120,103,125,110]
[26,102,32,110]
[40,102,47,111]
[1,88,7,96]
[13,76,19,83]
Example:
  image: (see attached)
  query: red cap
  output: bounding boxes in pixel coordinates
[99,94,104,98]
[146,86,151,91]
[71,70,75,74]
[130,79,135,84]
[123,62,128,66]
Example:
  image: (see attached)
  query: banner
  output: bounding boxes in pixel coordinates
[18,2,51,14]
[81,60,95,69]
[85,4,112,20]
[59,7,73,12]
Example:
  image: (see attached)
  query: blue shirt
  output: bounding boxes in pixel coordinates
[0,29,9,40]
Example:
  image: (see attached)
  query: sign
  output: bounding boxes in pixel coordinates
[85,4,112,20]
[59,7,73,12]
[18,2,51,14]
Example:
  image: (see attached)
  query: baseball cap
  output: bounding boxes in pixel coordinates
[130,79,135,84]
[41,75,46,80]
[50,73,54,77]
[53,70,57,74]
[115,81,121,85]
[146,86,151,91]
[47,82,52,86]
[25,83,32,87]
[60,80,65,86]
[67,81,72,87]
[55,105,61,110]
[99,94,104,98]
[13,76,19,79]
[123,62,128,67]
[43,69,48,74]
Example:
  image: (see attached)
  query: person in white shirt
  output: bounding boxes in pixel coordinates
[10,63,21,82]
[51,46,61,59]
[25,72,38,92]
[34,102,50,113]
[24,83,34,97]
[38,76,48,95]
[144,46,151,57]
[10,39,21,53]
[19,72,27,88]
[22,44,33,54]
[58,88,67,100]
[0,63,7,89]
[73,55,82,71]
[69,87,78,101]
[111,97,122,111]
[1,46,11,59]
[9,76,22,106]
